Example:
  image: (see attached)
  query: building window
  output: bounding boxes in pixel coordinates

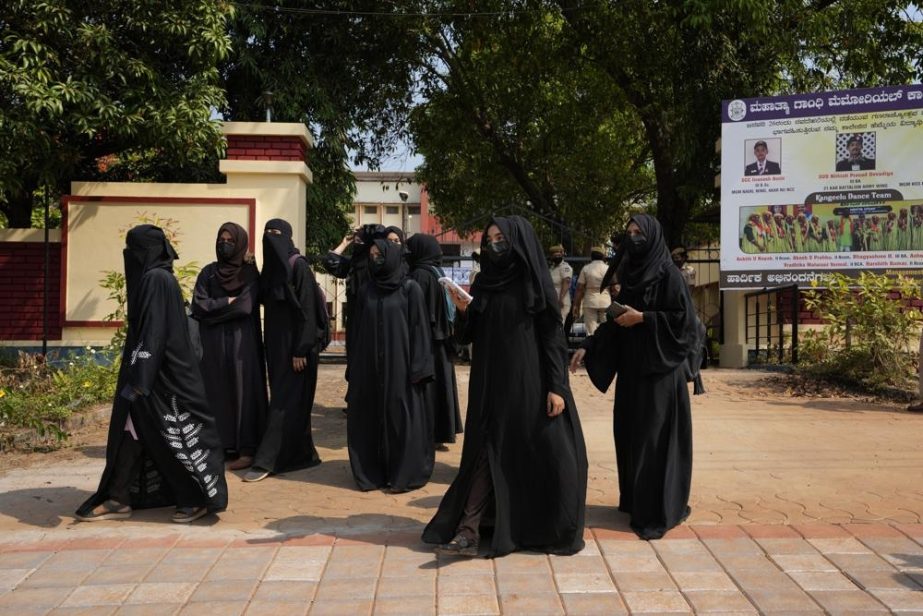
[363,205,377,215]
[441,243,461,256]
[386,205,399,215]
[408,206,421,216]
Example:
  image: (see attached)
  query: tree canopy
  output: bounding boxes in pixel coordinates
[0,0,232,227]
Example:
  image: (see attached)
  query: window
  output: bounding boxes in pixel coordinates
[386,205,399,215]
[363,205,377,215]
[408,206,421,216]
[441,243,461,256]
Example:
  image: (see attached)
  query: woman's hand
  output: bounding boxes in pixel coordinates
[615,306,644,327]
[569,349,585,373]
[447,285,472,313]
[292,356,306,373]
[546,392,565,417]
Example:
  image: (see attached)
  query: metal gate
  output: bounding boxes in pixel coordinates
[744,284,800,364]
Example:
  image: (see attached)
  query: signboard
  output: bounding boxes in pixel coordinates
[720,85,923,289]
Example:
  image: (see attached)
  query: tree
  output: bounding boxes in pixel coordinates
[556,0,923,247]
[0,0,233,228]
[220,1,427,254]
[411,2,654,251]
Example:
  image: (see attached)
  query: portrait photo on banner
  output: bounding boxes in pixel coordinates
[834,131,877,171]
[743,138,782,176]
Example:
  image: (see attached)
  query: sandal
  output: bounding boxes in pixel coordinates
[75,500,132,522]
[172,506,208,524]
[434,533,479,558]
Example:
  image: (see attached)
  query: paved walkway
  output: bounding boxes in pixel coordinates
[1,367,923,614]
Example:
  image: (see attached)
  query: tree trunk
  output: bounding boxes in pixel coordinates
[1,186,36,228]
[643,120,689,250]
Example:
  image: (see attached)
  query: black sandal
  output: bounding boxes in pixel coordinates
[75,500,132,522]
[434,533,479,558]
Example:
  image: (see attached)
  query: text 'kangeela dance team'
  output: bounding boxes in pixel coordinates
[77,213,701,557]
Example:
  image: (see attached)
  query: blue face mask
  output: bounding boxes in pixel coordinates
[487,240,511,264]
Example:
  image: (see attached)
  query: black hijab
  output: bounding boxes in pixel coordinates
[215,222,258,294]
[261,218,299,302]
[124,225,178,323]
[471,215,558,317]
[406,233,442,269]
[369,238,405,292]
[616,214,673,295]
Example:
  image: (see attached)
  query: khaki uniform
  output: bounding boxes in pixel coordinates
[550,261,573,320]
[576,260,611,335]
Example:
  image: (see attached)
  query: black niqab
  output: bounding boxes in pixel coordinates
[470,216,559,318]
[406,233,441,268]
[215,222,258,294]
[370,239,405,292]
[261,219,299,302]
[617,214,673,295]
[124,225,178,324]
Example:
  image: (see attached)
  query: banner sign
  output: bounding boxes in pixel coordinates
[720,84,923,289]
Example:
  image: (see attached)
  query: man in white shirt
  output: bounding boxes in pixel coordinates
[548,244,572,321]
[572,247,612,335]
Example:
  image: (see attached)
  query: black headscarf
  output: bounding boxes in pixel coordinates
[215,222,258,293]
[616,214,673,295]
[471,215,558,317]
[261,218,299,302]
[600,233,626,293]
[369,238,405,292]
[406,233,442,269]
[124,225,178,323]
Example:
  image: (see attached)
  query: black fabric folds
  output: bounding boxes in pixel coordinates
[581,215,696,540]
[260,218,298,303]
[370,238,405,292]
[423,215,587,557]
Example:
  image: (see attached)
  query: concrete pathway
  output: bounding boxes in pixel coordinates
[1,366,922,614]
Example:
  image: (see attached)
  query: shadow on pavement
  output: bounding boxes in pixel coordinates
[251,513,429,546]
[584,503,634,533]
[0,486,93,528]
[76,445,107,459]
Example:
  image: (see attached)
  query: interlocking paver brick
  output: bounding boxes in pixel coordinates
[60,584,135,607]
[683,589,757,613]
[494,571,555,595]
[611,570,677,592]
[0,551,53,569]
[0,586,76,609]
[372,595,435,615]
[497,591,564,615]
[0,568,32,589]
[123,582,196,605]
[435,593,499,615]
[770,552,838,572]
[553,572,616,593]
[376,574,434,598]
[620,590,691,613]
[83,565,152,585]
[48,606,118,616]
[867,588,923,610]
[314,576,377,602]
[251,580,317,603]
[846,568,923,590]
[20,566,90,587]
[114,604,181,616]
[808,589,890,613]
[178,601,246,616]
[559,591,627,615]
[188,579,258,602]
[244,600,309,616]
[671,571,738,591]
[742,586,821,612]
[788,569,861,591]
[437,573,495,596]
[826,551,896,571]
[103,549,169,567]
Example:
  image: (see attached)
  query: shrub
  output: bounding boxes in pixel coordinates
[0,349,116,445]
[801,272,921,394]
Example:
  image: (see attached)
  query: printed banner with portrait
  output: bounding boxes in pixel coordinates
[720,85,923,289]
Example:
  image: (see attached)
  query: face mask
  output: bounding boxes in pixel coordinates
[551,256,563,265]
[217,242,235,259]
[489,240,509,255]
[372,255,386,267]
[627,235,647,256]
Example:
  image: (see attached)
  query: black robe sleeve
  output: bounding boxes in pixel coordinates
[638,268,698,376]
[322,251,351,278]
[453,304,478,347]
[535,308,572,398]
[121,270,174,400]
[580,320,620,393]
[191,265,257,325]
[291,257,319,358]
[407,280,435,384]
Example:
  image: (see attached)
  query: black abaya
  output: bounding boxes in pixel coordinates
[582,214,696,540]
[422,216,587,557]
[77,227,228,517]
[253,220,323,475]
[192,264,267,455]
[406,234,462,444]
[346,240,435,492]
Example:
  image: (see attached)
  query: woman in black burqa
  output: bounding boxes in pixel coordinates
[76,225,228,523]
[405,233,463,446]
[346,238,435,492]
[244,219,323,482]
[191,222,267,470]
[423,215,588,557]
[571,214,697,540]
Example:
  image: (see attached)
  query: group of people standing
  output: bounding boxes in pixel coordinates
[744,208,923,254]
[76,211,699,559]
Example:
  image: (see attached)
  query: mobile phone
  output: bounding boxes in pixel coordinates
[438,277,473,302]
[606,301,629,320]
